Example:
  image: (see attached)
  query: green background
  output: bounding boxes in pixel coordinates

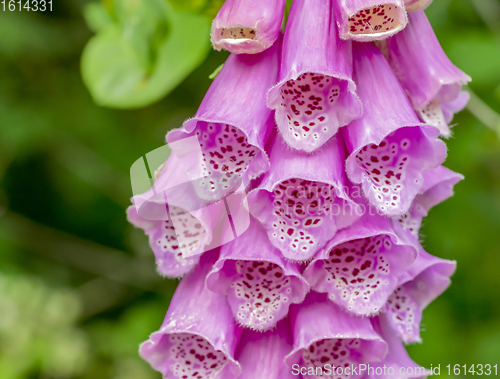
[0,0,499,378]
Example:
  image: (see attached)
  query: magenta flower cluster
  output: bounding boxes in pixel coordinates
[128,0,470,378]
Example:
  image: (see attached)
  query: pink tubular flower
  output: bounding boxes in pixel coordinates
[140,252,242,378]
[267,0,362,152]
[248,132,359,261]
[235,319,296,379]
[393,165,463,239]
[343,42,447,217]
[384,248,456,343]
[127,154,234,277]
[286,292,387,378]
[211,0,285,54]
[369,314,429,378]
[303,206,416,316]
[336,0,408,41]
[381,10,471,137]
[167,38,281,201]
[206,217,309,331]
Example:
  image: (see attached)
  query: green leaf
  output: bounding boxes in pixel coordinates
[83,2,113,33]
[81,0,211,109]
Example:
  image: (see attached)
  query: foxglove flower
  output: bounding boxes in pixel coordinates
[393,165,463,239]
[303,204,416,316]
[167,38,280,201]
[267,0,362,152]
[286,292,387,378]
[206,217,309,330]
[403,0,433,12]
[235,319,296,379]
[381,11,471,137]
[211,0,286,54]
[128,154,233,277]
[369,314,429,378]
[384,248,456,343]
[343,42,447,217]
[248,132,359,261]
[336,0,408,41]
[140,252,242,378]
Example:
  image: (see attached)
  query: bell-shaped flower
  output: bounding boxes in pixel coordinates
[267,0,362,152]
[381,10,471,137]
[336,0,408,41]
[206,217,309,331]
[167,38,281,201]
[303,202,416,316]
[128,154,234,277]
[140,252,242,378]
[235,318,296,379]
[369,314,429,378]
[285,292,387,378]
[393,165,463,239]
[384,248,456,343]
[211,0,286,54]
[248,132,359,262]
[343,42,447,217]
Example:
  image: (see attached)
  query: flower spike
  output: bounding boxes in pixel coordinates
[267,0,362,153]
[211,0,286,54]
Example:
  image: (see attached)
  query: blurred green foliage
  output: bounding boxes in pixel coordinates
[81,0,211,108]
[0,0,499,378]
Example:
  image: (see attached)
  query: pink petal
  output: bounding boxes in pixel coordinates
[381,10,470,135]
[235,318,295,379]
[384,247,456,343]
[392,165,463,240]
[369,314,430,378]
